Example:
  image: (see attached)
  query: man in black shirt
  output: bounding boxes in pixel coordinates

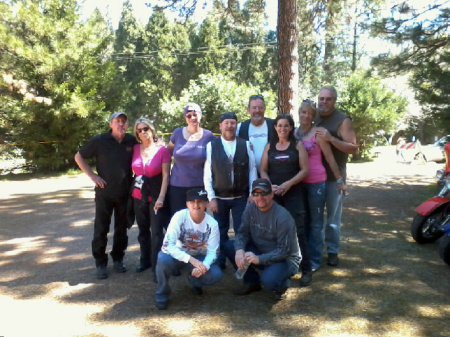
[75,112,137,279]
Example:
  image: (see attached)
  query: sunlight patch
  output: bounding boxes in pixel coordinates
[71,220,91,227]
[56,236,78,243]
[416,305,449,318]
[42,199,63,204]
[167,319,195,335]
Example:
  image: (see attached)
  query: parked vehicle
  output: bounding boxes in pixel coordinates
[411,142,450,265]
[418,135,450,163]
[439,222,450,266]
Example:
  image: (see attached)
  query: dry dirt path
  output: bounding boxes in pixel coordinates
[0,149,449,337]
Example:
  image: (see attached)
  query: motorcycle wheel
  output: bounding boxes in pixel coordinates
[411,213,444,244]
[438,235,450,266]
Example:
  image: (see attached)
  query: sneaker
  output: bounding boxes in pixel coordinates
[155,301,168,310]
[113,261,127,273]
[96,265,108,279]
[233,284,262,296]
[300,271,313,287]
[187,275,203,295]
[327,253,339,267]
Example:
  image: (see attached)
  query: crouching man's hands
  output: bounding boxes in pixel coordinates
[189,257,207,278]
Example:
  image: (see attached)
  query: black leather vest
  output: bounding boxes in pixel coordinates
[211,137,249,198]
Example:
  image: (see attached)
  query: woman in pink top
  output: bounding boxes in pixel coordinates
[295,100,344,271]
[131,118,171,275]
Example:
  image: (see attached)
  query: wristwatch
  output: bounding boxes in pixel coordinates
[336,178,345,184]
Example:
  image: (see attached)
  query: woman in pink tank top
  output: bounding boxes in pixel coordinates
[295,100,344,272]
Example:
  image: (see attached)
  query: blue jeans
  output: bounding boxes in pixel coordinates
[302,181,326,270]
[155,252,223,303]
[273,185,311,272]
[213,197,247,266]
[325,181,344,255]
[223,241,298,292]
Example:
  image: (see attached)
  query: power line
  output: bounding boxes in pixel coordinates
[111,41,278,60]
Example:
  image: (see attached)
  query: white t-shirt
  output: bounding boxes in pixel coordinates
[240,120,269,169]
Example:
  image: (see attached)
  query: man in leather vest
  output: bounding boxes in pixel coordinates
[315,86,358,268]
[204,112,258,269]
[237,95,275,171]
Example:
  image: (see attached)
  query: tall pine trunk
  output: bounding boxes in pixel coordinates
[277,0,299,121]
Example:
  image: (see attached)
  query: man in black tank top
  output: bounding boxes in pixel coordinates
[314,86,358,268]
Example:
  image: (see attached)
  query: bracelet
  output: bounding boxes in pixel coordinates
[336,178,345,185]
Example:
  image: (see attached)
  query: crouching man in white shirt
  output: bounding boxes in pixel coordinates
[154,188,222,310]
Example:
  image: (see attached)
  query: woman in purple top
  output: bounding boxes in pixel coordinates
[166,103,216,215]
[295,100,344,272]
[132,118,171,275]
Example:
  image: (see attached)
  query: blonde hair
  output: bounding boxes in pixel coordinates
[299,100,317,119]
[134,117,157,142]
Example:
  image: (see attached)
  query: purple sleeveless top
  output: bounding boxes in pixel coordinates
[169,128,216,187]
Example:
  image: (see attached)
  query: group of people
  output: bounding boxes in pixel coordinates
[75,85,358,310]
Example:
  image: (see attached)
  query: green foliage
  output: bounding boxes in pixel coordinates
[371,2,449,131]
[159,73,276,136]
[0,0,117,171]
[338,71,408,159]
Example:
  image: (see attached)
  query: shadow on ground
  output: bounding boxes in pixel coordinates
[0,166,449,337]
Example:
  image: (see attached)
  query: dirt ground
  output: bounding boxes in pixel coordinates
[0,147,449,337]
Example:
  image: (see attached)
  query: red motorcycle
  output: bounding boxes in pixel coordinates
[411,142,450,265]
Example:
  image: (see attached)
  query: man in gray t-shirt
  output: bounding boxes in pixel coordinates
[224,178,301,299]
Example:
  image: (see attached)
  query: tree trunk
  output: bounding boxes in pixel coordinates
[277,0,299,122]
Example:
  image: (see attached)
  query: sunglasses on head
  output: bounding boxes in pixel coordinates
[252,191,270,197]
[249,94,265,101]
[137,127,150,133]
[302,99,316,106]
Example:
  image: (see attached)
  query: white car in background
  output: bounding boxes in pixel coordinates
[419,135,450,162]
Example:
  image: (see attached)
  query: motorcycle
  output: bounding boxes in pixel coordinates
[411,142,450,265]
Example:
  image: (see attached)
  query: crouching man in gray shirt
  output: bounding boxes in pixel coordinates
[224,178,301,300]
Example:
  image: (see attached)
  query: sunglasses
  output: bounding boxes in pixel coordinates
[137,127,150,133]
[302,99,316,106]
[185,113,198,119]
[252,191,270,197]
[318,97,335,102]
[249,94,265,102]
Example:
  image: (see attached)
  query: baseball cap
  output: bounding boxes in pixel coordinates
[220,112,237,122]
[184,103,202,115]
[186,188,209,202]
[251,178,272,193]
[109,111,127,122]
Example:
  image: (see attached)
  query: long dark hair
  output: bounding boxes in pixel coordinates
[270,113,296,148]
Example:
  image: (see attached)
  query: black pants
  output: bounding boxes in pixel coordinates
[274,185,311,273]
[92,194,128,267]
[134,198,164,272]
[168,185,204,217]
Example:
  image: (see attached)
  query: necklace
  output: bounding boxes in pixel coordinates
[297,125,313,139]
[184,127,202,141]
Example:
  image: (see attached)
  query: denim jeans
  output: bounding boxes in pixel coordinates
[213,197,247,266]
[302,181,326,270]
[273,185,311,272]
[155,252,223,303]
[223,241,298,292]
[325,181,344,255]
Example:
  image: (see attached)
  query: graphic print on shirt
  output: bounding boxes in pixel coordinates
[274,154,289,161]
[179,222,212,252]
[302,137,317,153]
